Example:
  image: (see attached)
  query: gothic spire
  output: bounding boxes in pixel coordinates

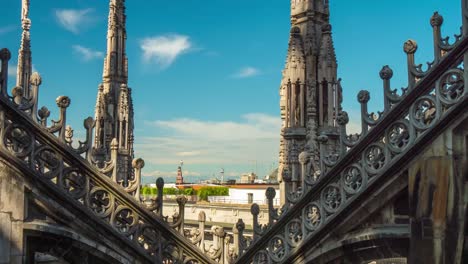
[93,0,134,185]
[278,0,340,205]
[102,0,128,86]
[17,0,32,97]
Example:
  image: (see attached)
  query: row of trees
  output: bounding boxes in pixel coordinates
[140,186,229,201]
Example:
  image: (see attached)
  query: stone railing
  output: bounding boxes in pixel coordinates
[142,178,279,263]
[0,48,215,264]
[236,5,468,263]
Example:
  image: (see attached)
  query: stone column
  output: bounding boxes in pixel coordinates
[0,161,26,264]
[408,126,466,264]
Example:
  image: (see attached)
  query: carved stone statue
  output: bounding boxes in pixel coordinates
[22,0,30,20]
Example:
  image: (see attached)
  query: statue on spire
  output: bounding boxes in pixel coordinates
[22,0,30,20]
[17,0,33,97]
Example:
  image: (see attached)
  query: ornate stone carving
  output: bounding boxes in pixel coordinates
[404,39,418,54]
[430,11,444,27]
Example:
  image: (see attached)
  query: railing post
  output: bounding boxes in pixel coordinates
[380,65,394,111]
[462,0,468,36]
[38,106,50,126]
[282,166,291,206]
[250,203,260,241]
[55,95,70,142]
[224,234,231,264]
[29,72,42,122]
[110,138,118,182]
[298,150,310,189]
[12,86,24,105]
[404,39,418,90]
[176,195,187,234]
[132,158,144,200]
[265,187,276,226]
[198,211,206,252]
[210,226,226,263]
[430,12,443,63]
[156,177,164,217]
[233,219,245,256]
[357,90,370,136]
[0,48,10,97]
[318,134,329,174]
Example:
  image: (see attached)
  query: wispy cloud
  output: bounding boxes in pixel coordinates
[176,151,202,157]
[136,113,281,166]
[143,170,202,178]
[55,8,94,34]
[232,66,260,78]
[0,25,16,35]
[140,34,192,68]
[72,45,103,61]
[7,63,39,78]
[8,64,17,78]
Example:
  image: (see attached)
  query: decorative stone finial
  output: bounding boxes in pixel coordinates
[298,151,310,165]
[236,219,245,232]
[379,65,393,80]
[132,158,145,169]
[403,39,418,54]
[83,117,95,130]
[265,187,276,200]
[357,90,370,104]
[176,195,188,205]
[250,203,260,216]
[336,111,349,126]
[430,12,443,27]
[38,106,50,119]
[65,125,74,143]
[110,138,119,149]
[56,96,71,108]
[0,48,11,61]
[120,83,128,90]
[12,86,24,98]
[211,225,225,236]
[198,211,206,222]
[30,72,42,86]
[156,177,165,189]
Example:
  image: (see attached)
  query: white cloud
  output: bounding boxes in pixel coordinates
[135,113,281,166]
[72,45,103,61]
[176,151,202,157]
[232,66,260,78]
[7,64,38,78]
[0,25,16,35]
[55,8,94,34]
[8,64,16,77]
[143,170,202,178]
[140,34,191,68]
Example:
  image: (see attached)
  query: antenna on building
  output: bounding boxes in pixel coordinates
[220,168,224,184]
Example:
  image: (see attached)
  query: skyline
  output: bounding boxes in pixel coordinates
[0,0,461,183]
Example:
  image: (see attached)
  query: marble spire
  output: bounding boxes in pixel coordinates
[16,0,33,98]
[93,0,134,185]
[278,0,341,204]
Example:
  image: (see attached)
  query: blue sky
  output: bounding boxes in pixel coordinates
[0,0,461,183]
